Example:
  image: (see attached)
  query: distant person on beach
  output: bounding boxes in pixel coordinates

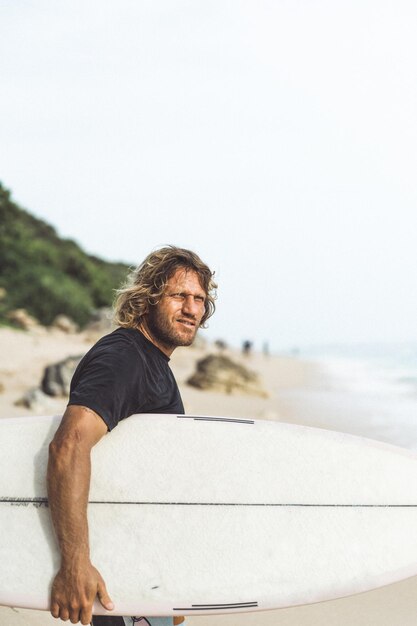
[242,339,253,356]
[47,246,217,626]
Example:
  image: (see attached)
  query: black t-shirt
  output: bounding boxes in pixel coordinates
[68,327,184,430]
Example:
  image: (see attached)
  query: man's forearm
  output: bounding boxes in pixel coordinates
[47,407,112,624]
[47,437,92,564]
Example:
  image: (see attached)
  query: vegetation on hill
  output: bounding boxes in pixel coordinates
[0,182,129,327]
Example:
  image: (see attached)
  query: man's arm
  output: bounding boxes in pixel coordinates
[47,405,114,625]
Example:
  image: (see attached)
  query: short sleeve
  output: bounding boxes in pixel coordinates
[68,342,145,430]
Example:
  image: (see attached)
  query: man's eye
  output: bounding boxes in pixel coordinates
[169,293,205,303]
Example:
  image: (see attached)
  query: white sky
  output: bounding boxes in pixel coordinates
[1,1,416,351]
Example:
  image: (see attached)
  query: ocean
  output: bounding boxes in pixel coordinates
[282,343,417,452]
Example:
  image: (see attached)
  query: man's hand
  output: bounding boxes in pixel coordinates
[50,559,114,625]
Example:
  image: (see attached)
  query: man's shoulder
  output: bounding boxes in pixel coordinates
[81,328,140,366]
[72,329,147,387]
[92,327,139,350]
[87,327,169,372]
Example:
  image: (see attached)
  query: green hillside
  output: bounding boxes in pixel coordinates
[0,182,129,327]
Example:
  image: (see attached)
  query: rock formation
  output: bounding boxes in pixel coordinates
[187,354,268,397]
[7,308,39,330]
[51,315,79,334]
[41,355,83,397]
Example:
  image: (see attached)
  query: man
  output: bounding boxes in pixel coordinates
[47,246,217,626]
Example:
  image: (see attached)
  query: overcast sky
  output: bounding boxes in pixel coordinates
[1,1,416,350]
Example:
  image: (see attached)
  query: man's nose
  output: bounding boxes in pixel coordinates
[182,295,199,316]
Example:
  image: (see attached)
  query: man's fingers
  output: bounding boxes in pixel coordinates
[97,580,114,611]
[69,605,82,624]
[50,601,60,619]
[80,604,93,626]
[59,607,70,621]
[49,567,111,622]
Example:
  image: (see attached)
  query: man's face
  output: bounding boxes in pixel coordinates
[146,268,206,354]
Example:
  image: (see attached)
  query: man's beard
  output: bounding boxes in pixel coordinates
[147,307,198,349]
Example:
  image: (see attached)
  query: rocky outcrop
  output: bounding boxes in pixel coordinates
[7,308,39,330]
[84,308,115,335]
[41,355,83,397]
[51,315,79,334]
[15,387,57,412]
[187,354,268,397]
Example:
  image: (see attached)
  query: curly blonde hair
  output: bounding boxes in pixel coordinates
[113,246,217,329]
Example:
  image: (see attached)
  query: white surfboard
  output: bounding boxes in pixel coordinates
[1,413,417,617]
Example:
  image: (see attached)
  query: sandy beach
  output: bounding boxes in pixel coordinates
[1,326,416,625]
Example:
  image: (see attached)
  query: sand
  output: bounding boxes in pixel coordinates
[1,326,416,625]
[0,326,312,421]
